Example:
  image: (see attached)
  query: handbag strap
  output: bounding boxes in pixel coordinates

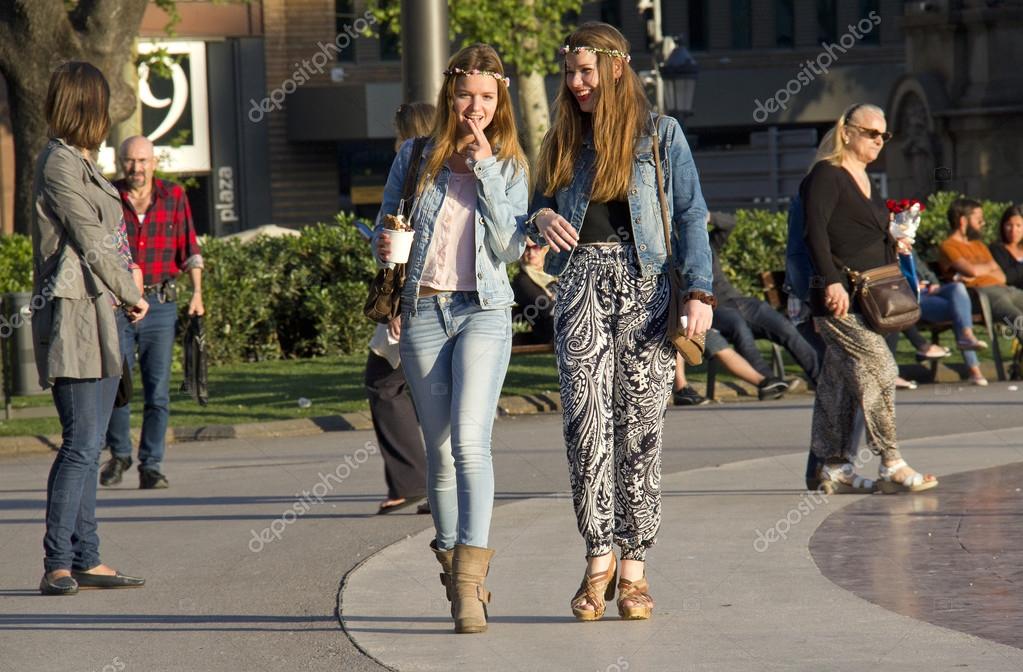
[401,137,428,208]
[650,116,674,264]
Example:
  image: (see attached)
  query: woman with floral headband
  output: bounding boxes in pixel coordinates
[525,22,713,622]
[375,44,527,634]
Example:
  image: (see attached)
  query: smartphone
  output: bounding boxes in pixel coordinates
[353,220,374,241]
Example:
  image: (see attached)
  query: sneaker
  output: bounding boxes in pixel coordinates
[757,377,789,401]
[139,469,169,490]
[99,456,131,487]
[673,385,709,406]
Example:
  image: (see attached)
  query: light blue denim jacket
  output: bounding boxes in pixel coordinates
[527,114,713,294]
[374,138,529,315]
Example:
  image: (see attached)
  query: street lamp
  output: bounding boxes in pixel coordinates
[659,39,699,120]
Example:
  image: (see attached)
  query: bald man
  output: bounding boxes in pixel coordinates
[100,136,204,490]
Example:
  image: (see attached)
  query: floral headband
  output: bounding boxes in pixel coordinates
[443,67,510,87]
[559,45,632,62]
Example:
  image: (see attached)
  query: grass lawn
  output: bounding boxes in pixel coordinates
[1,325,1016,438]
[0,352,562,438]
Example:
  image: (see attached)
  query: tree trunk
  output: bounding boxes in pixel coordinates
[517,70,550,169]
[0,0,149,235]
[109,42,143,158]
[8,75,51,236]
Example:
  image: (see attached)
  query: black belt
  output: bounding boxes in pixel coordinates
[143,279,177,303]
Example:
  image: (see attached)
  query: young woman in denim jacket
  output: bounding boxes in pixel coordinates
[525,23,714,622]
[375,44,528,634]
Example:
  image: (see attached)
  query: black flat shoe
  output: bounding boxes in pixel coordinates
[100,456,131,487]
[39,574,79,596]
[139,469,169,490]
[70,570,145,589]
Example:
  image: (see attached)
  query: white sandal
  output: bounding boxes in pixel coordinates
[819,463,876,495]
[877,459,939,494]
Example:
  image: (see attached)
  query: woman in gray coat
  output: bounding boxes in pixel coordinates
[34,62,150,595]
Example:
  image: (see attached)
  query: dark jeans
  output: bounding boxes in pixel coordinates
[715,297,821,383]
[106,300,177,472]
[44,376,119,572]
[365,351,427,500]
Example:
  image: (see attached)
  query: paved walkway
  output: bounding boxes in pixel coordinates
[343,427,1023,671]
[2,383,1022,671]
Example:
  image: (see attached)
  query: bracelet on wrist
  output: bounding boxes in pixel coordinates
[526,207,555,228]
[682,291,717,309]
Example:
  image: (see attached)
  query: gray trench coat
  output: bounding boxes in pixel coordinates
[31,138,142,387]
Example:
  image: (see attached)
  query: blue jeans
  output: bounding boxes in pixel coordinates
[399,292,511,550]
[106,299,177,472]
[716,297,821,383]
[919,283,979,368]
[44,376,119,572]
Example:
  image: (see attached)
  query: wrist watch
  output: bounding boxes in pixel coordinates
[682,291,717,309]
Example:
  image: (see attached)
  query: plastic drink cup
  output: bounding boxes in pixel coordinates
[387,229,415,263]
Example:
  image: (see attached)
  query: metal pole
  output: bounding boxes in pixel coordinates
[639,0,666,114]
[400,0,449,105]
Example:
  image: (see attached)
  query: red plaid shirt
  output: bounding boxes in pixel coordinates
[114,177,203,286]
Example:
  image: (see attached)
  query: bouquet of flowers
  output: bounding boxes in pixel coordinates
[887,198,926,244]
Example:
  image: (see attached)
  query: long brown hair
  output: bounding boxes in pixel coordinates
[420,44,526,189]
[536,22,649,202]
[394,102,436,148]
[45,61,111,151]
[999,205,1023,245]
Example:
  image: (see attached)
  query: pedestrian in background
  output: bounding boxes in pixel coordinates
[802,103,937,494]
[99,135,204,490]
[368,102,435,515]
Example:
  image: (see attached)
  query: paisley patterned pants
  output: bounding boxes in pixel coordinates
[554,245,674,561]
[811,314,901,464]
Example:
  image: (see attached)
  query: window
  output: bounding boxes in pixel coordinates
[600,0,621,27]
[816,0,837,44]
[689,0,708,50]
[775,0,794,47]
[731,0,752,49]
[334,0,357,62]
[378,20,401,61]
[859,0,881,44]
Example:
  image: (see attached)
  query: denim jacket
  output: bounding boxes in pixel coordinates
[374,138,529,315]
[527,114,713,294]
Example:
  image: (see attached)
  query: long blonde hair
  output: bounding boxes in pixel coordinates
[420,44,526,189]
[536,22,650,202]
[819,102,885,166]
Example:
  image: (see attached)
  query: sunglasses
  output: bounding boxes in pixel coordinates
[847,124,893,142]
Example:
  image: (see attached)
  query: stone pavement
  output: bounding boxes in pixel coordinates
[341,424,1023,672]
[1,383,1021,671]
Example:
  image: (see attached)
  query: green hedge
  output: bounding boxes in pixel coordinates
[1,194,1015,362]
[179,213,378,364]
[0,233,32,295]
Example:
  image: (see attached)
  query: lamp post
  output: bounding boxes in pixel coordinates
[659,40,699,121]
[638,1,698,120]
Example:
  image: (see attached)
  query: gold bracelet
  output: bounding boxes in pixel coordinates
[526,207,555,228]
